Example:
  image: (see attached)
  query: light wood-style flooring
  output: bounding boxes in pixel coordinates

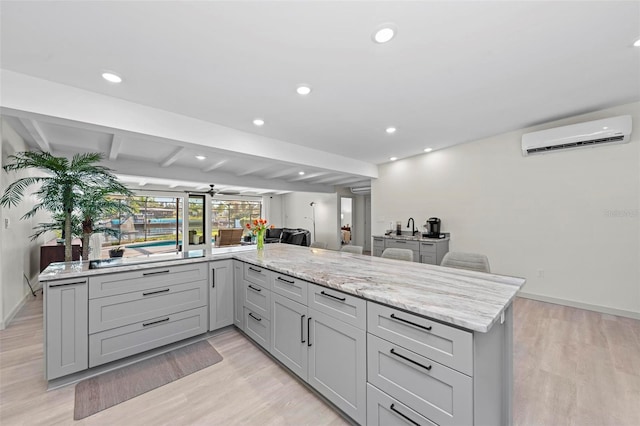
[1,295,638,425]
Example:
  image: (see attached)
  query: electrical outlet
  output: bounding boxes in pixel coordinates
[4,218,8,229]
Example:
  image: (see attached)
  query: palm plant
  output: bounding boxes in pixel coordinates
[1,151,131,262]
[77,188,133,259]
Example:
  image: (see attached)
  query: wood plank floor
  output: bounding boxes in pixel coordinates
[1,295,638,425]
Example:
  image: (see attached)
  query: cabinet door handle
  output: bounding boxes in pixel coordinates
[142,288,170,296]
[249,312,262,322]
[143,270,170,276]
[390,348,432,371]
[212,268,215,288]
[395,240,407,244]
[390,313,432,331]
[389,404,421,426]
[143,317,170,327]
[248,266,262,273]
[49,280,86,288]
[320,290,346,302]
[301,315,306,343]
[248,284,262,293]
[307,317,312,347]
[276,276,295,284]
[421,243,434,246]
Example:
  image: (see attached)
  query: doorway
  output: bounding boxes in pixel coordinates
[340,197,353,246]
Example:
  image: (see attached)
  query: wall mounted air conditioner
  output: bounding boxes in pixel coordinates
[521,115,632,156]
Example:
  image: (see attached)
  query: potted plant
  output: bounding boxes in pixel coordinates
[1,151,131,262]
[108,246,125,258]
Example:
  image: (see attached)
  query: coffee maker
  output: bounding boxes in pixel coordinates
[426,217,441,238]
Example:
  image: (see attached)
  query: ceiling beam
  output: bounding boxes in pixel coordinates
[312,174,349,184]
[235,165,271,177]
[109,133,124,160]
[160,147,185,167]
[287,171,331,182]
[202,160,227,172]
[263,167,300,179]
[331,176,368,185]
[18,118,51,152]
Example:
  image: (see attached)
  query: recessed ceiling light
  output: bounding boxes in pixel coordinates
[101,72,122,83]
[296,85,312,95]
[634,38,640,47]
[299,171,305,175]
[373,25,397,44]
[195,155,206,160]
[424,148,433,153]
[389,157,398,161]
[386,127,397,134]
[253,118,265,126]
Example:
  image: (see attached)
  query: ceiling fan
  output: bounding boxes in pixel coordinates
[188,184,241,196]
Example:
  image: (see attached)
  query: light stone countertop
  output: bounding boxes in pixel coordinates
[373,234,450,242]
[40,243,524,333]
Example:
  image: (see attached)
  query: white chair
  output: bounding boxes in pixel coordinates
[341,245,363,255]
[441,252,491,273]
[381,248,413,262]
[310,241,327,249]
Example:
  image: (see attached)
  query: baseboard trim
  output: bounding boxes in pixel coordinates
[518,291,640,320]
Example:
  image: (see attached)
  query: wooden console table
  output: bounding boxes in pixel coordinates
[40,239,82,272]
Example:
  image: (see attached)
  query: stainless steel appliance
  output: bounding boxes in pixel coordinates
[426,217,441,238]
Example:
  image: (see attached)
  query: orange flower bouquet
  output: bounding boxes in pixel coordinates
[245,218,274,250]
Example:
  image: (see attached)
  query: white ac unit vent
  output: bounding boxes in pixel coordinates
[522,115,632,156]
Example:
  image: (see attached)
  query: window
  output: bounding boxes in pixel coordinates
[211,199,262,238]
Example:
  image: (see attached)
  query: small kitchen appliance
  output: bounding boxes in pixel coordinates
[425,217,441,238]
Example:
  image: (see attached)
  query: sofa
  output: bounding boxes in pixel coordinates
[265,227,311,247]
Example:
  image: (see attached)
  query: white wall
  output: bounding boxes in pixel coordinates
[0,119,54,328]
[262,194,284,228]
[372,102,640,318]
[283,192,340,250]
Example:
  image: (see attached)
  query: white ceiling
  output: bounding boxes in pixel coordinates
[1,1,639,192]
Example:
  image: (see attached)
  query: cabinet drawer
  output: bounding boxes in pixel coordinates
[367,302,472,375]
[243,262,270,288]
[243,280,271,319]
[88,306,207,367]
[373,237,385,249]
[89,279,207,333]
[89,263,208,299]
[308,283,366,330]
[244,307,271,351]
[420,254,437,265]
[271,272,308,305]
[419,242,437,255]
[368,334,472,426]
[385,239,419,251]
[367,384,437,426]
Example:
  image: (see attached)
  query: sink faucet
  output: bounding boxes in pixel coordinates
[407,217,417,236]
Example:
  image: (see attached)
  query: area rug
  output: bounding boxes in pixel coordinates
[74,340,223,420]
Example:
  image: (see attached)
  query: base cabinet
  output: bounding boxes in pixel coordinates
[233,261,244,331]
[367,384,437,426]
[209,260,233,331]
[271,293,308,380]
[308,308,366,425]
[45,278,88,380]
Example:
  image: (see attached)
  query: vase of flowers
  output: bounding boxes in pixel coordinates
[246,218,273,250]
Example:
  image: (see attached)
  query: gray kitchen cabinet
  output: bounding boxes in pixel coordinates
[419,240,449,265]
[270,293,308,380]
[373,237,384,257]
[209,259,234,331]
[233,260,244,331]
[307,282,366,330]
[367,383,437,426]
[244,307,271,351]
[271,272,308,305]
[45,278,88,380]
[367,333,473,426]
[384,239,420,262]
[307,308,366,425]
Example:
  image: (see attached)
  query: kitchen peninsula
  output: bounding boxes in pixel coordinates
[40,244,524,426]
